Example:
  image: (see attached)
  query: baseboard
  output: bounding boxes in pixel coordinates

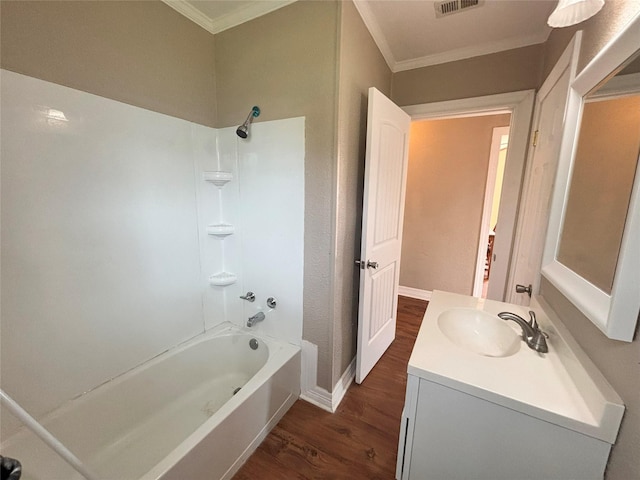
[300,349,356,413]
[331,357,356,410]
[398,286,432,301]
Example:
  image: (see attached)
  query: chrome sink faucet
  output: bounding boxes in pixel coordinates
[498,311,549,353]
[247,311,265,327]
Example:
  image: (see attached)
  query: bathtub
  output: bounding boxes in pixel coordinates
[0,324,300,480]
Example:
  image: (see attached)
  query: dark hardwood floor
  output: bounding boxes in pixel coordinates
[233,296,427,480]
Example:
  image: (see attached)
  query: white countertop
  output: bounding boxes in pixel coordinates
[408,290,624,443]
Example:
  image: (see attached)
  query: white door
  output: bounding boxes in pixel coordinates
[356,87,411,384]
[507,37,580,305]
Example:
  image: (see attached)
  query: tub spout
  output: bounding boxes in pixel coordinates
[247,311,265,327]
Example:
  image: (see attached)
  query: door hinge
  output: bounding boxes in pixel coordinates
[532,130,539,147]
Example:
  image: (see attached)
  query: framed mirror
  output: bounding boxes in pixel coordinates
[541,13,640,342]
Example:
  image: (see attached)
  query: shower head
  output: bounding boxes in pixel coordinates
[236,106,260,139]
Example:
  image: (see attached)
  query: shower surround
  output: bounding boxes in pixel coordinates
[0,69,304,478]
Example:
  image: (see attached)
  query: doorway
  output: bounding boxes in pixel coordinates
[398,90,535,302]
[476,126,510,299]
[401,115,511,300]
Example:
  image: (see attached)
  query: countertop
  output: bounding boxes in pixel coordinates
[408,290,624,443]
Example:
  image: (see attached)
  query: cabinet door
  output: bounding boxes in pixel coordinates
[408,379,609,480]
[396,375,419,480]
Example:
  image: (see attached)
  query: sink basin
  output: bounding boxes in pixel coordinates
[437,308,521,357]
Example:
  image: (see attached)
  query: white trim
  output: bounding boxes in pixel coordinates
[162,1,215,33]
[353,0,396,71]
[393,32,549,72]
[589,72,640,99]
[541,262,609,331]
[331,358,356,410]
[398,286,432,301]
[473,126,509,298]
[403,90,531,119]
[300,385,334,413]
[161,0,296,35]
[506,32,581,305]
[541,11,640,341]
[300,342,355,413]
[353,1,550,73]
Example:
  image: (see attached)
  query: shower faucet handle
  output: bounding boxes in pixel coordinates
[240,291,255,302]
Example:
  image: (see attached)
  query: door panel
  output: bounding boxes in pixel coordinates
[356,88,410,384]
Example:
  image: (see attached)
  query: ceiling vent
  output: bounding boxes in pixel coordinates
[434,0,484,18]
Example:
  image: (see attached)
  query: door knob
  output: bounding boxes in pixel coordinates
[515,284,532,297]
[366,260,378,269]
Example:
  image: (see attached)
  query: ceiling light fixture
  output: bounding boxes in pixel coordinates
[547,0,604,28]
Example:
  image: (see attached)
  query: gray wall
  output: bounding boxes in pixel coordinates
[391,44,544,107]
[214,0,341,391]
[333,0,392,385]
[539,2,640,479]
[541,279,639,480]
[0,0,217,127]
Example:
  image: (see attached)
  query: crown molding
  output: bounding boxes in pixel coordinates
[353,0,397,71]
[352,0,551,73]
[163,0,216,33]
[162,0,296,35]
[393,30,551,72]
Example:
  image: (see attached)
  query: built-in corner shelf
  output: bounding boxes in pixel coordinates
[206,223,235,237]
[208,272,237,286]
[203,171,233,188]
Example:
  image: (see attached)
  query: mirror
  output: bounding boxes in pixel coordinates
[557,62,640,294]
[541,16,640,341]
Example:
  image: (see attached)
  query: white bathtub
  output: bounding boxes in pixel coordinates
[0,324,300,480]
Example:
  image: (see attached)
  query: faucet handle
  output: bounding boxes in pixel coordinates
[240,291,255,302]
[528,311,538,329]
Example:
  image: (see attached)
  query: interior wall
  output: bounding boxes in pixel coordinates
[214,0,340,391]
[539,4,640,480]
[1,69,204,437]
[540,279,640,480]
[332,0,393,386]
[541,0,640,80]
[400,114,511,295]
[0,0,217,127]
[390,44,544,107]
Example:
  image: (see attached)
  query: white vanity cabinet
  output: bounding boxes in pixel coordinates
[396,291,624,480]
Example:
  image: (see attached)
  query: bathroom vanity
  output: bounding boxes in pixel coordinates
[396,291,624,480]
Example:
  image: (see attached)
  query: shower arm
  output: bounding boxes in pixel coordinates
[0,389,100,480]
[242,107,259,126]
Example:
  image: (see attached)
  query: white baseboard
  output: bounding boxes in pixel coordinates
[300,341,355,413]
[398,286,432,301]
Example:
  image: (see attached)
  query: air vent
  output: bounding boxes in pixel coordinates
[435,0,484,18]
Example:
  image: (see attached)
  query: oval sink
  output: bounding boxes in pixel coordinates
[437,308,521,357]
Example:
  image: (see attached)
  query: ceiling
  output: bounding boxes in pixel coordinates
[163,0,557,72]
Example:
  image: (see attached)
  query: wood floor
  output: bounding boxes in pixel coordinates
[233,296,428,480]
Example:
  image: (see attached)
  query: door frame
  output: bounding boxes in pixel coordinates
[403,90,535,301]
[507,33,581,305]
[472,126,510,297]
